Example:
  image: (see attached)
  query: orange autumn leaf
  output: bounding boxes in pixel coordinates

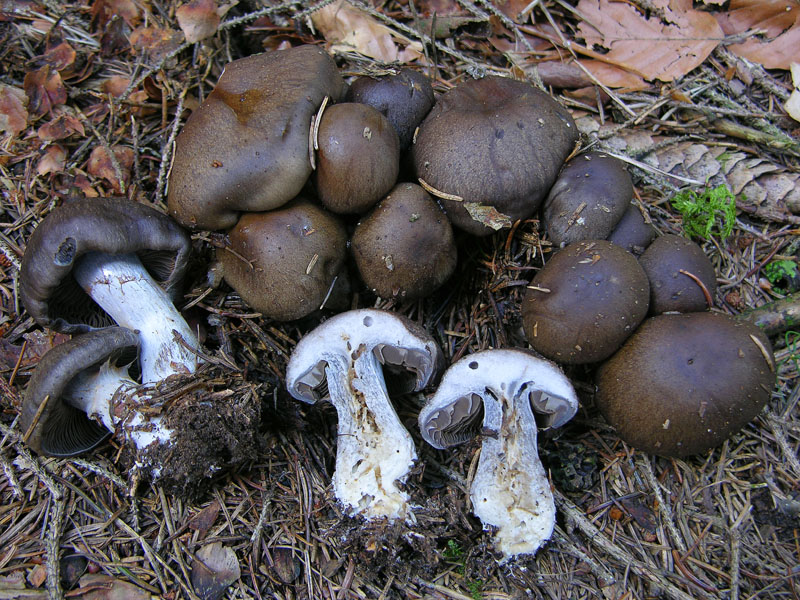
[176,0,221,44]
[37,144,67,176]
[0,84,28,137]
[37,111,85,141]
[576,0,722,84]
[23,65,67,117]
[87,145,134,192]
[716,0,800,70]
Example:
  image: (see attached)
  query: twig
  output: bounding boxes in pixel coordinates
[639,455,687,553]
[736,292,800,337]
[45,493,66,600]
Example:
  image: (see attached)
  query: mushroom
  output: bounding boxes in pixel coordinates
[315,102,400,214]
[595,312,775,457]
[412,75,578,236]
[19,197,199,385]
[167,45,346,230]
[351,182,457,300]
[638,233,717,314]
[542,152,633,247]
[286,309,443,521]
[606,203,656,255]
[418,349,578,561]
[217,198,347,321]
[522,240,650,364]
[346,68,435,150]
[19,327,140,456]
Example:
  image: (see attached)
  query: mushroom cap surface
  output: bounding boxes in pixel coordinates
[412,75,578,236]
[168,45,346,230]
[522,240,650,364]
[20,326,139,456]
[20,197,192,334]
[542,152,632,246]
[639,234,717,314]
[315,103,400,214]
[606,203,656,255]
[346,68,435,149]
[218,199,347,321]
[595,312,775,457]
[351,182,457,300]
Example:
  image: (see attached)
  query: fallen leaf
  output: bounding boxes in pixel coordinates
[76,574,151,600]
[37,111,84,141]
[270,548,301,584]
[191,543,240,600]
[90,0,140,29]
[576,0,722,83]
[39,41,76,72]
[176,0,221,43]
[312,0,422,63]
[86,145,134,191]
[717,0,800,70]
[23,66,67,117]
[0,84,28,137]
[785,62,800,122]
[129,26,183,63]
[187,499,221,534]
[0,570,47,598]
[26,566,45,589]
[464,203,513,230]
[36,144,67,176]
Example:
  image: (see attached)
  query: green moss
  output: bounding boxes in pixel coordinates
[764,260,799,294]
[671,184,737,241]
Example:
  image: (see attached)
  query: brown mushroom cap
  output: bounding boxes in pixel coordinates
[522,240,650,364]
[606,203,656,255]
[639,234,717,314]
[218,198,347,321]
[413,75,578,236]
[20,326,139,456]
[20,197,191,334]
[542,152,633,247]
[168,45,346,230]
[346,68,435,150]
[595,312,775,457]
[351,182,457,300]
[315,103,400,214]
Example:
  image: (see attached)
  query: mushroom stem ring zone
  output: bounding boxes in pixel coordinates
[286,309,443,521]
[73,252,199,384]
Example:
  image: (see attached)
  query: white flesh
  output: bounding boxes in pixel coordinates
[419,349,578,561]
[73,252,199,384]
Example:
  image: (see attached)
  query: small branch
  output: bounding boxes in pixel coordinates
[736,292,800,337]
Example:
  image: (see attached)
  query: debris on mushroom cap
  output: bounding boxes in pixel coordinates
[217,198,348,321]
[315,102,400,214]
[542,152,633,247]
[596,311,776,458]
[351,182,457,300]
[412,75,578,236]
[522,240,650,364]
[20,326,139,457]
[167,44,346,230]
[418,348,578,561]
[638,233,717,314]
[286,309,443,521]
[346,68,435,150]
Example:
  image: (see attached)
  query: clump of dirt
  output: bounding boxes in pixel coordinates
[119,365,265,499]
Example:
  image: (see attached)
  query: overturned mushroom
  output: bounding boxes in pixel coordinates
[419,349,578,561]
[20,197,199,384]
[286,309,443,521]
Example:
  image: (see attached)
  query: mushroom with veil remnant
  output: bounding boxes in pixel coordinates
[286,309,443,522]
[418,348,578,562]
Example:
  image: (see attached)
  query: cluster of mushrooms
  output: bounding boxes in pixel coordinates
[17,44,777,564]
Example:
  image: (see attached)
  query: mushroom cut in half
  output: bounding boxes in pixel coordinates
[413,75,578,236]
[419,349,578,561]
[596,312,775,457]
[19,197,199,385]
[168,45,346,230]
[286,309,443,521]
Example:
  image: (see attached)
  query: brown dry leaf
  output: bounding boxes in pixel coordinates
[0,84,28,137]
[23,65,67,117]
[37,111,84,141]
[40,41,76,72]
[717,0,800,70]
[312,0,422,63]
[576,0,723,83]
[87,145,134,191]
[75,574,151,600]
[464,203,513,230]
[26,566,46,588]
[36,144,67,176]
[191,542,240,600]
[129,26,183,62]
[785,63,800,123]
[187,499,221,534]
[90,0,141,29]
[176,0,221,44]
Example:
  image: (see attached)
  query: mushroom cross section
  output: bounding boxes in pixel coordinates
[418,349,578,561]
[286,309,443,521]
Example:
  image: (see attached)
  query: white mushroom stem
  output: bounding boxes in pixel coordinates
[286,309,443,522]
[73,252,200,384]
[419,349,578,562]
